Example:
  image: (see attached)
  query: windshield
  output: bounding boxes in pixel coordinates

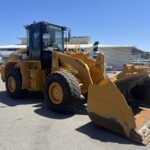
[43,25,64,51]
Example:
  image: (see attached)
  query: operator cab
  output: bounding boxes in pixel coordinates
[25,21,70,69]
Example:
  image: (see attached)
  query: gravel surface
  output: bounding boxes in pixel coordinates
[0,79,149,150]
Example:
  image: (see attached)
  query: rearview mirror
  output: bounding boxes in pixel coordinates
[68,29,71,42]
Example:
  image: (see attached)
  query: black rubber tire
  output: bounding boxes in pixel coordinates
[44,71,81,114]
[5,69,28,98]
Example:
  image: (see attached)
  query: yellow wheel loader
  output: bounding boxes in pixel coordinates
[1,21,150,145]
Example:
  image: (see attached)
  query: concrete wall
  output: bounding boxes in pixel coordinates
[67,36,91,44]
[86,46,131,70]
[100,47,131,70]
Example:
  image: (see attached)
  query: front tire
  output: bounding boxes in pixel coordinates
[44,71,81,114]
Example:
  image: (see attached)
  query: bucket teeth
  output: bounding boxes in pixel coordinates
[130,122,150,145]
[138,122,150,145]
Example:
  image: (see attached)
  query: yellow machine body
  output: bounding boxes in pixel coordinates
[1,50,150,145]
[1,50,104,94]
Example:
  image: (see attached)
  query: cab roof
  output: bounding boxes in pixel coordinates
[25,21,68,30]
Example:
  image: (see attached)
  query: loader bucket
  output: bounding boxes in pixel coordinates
[87,73,150,145]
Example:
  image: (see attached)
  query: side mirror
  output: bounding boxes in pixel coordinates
[93,41,99,52]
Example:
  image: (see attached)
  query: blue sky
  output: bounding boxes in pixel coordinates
[0,0,150,51]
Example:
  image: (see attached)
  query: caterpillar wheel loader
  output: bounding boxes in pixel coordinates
[1,21,150,145]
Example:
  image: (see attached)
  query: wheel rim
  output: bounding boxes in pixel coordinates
[8,76,16,93]
[49,82,63,104]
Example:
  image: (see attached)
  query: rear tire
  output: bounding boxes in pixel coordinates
[44,71,81,114]
[6,68,28,98]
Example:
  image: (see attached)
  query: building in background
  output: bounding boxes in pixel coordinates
[65,36,91,44]
[0,45,26,64]
[65,36,132,69]
[17,37,27,45]
[0,36,136,70]
[64,43,132,70]
[94,45,131,70]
